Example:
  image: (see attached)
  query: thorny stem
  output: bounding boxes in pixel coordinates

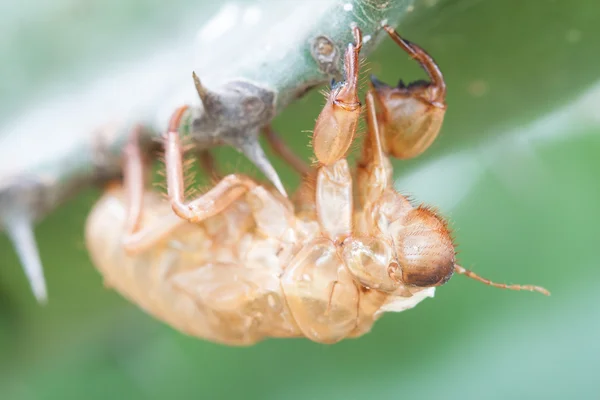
[0,0,421,302]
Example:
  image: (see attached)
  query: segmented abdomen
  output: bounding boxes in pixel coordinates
[85,187,303,346]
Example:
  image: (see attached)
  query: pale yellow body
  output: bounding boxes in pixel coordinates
[86,180,435,346]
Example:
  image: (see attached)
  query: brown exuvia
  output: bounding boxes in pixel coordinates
[85,25,549,346]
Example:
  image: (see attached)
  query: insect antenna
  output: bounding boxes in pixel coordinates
[454,264,550,296]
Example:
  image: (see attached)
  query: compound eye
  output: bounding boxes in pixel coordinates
[400,255,454,287]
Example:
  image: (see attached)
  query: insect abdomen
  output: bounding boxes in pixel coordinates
[85,187,306,345]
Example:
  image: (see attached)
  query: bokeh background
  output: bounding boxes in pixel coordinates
[1,0,599,399]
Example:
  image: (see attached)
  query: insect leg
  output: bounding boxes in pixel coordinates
[119,108,253,253]
[261,124,321,220]
[263,125,310,176]
[122,212,188,255]
[123,124,146,236]
[164,106,258,224]
[315,160,353,242]
[311,26,363,166]
[368,25,447,160]
[310,27,365,240]
[382,25,446,102]
[120,123,188,255]
[355,90,394,207]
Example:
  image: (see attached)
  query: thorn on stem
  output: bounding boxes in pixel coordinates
[6,216,48,304]
[237,137,287,198]
[192,71,212,110]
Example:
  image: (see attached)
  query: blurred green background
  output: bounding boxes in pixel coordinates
[1,0,599,399]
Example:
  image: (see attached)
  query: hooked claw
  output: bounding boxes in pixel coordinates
[368,25,447,160]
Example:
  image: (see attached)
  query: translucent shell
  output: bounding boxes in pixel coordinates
[312,93,361,165]
[369,25,447,160]
[84,24,549,349]
[370,79,446,160]
[341,236,399,293]
[312,27,363,166]
[281,238,359,344]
